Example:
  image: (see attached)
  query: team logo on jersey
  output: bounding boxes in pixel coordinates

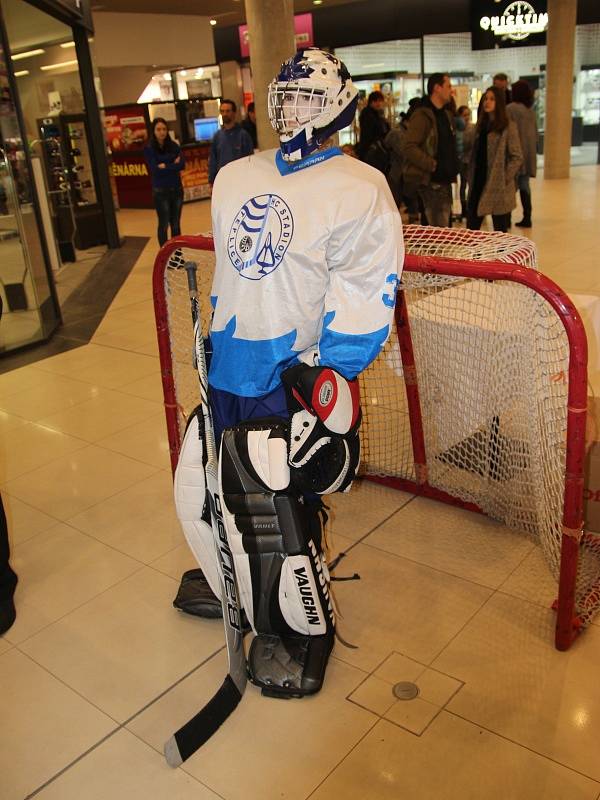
[228,194,294,280]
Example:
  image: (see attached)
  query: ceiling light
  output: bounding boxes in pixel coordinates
[210,19,217,25]
[363,62,385,68]
[313,0,323,4]
[60,42,75,48]
[196,68,204,77]
[40,59,78,71]
[180,69,187,76]
[163,72,172,80]
[12,48,45,61]
[14,70,29,77]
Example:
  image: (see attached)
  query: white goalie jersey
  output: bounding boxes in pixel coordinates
[209,147,404,398]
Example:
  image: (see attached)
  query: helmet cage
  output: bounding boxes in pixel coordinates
[268,48,358,162]
[268,84,328,135]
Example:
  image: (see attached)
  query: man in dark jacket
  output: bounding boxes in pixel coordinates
[401,73,458,227]
[208,99,254,185]
[493,72,512,106]
[241,101,257,148]
[357,90,390,161]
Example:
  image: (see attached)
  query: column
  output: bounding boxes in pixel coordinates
[544,0,577,180]
[245,0,296,151]
[220,61,244,116]
[74,26,121,247]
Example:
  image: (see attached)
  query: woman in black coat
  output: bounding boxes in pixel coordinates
[357,91,390,161]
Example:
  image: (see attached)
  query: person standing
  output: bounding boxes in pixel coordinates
[493,72,512,105]
[385,111,420,222]
[357,90,390,161]
[456,105,474,220]
[208,99,254,185]
[241,101,258,148]
[384,117,407,209]
[174,47,403,698]
[402,72,458,227]
[467,86,522,233]
[0,299,17,636]
[144,117,185,246]
[507,80,537,228]
[0,494,16,635]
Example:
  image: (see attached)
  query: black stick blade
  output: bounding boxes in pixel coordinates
[164,674,243,767]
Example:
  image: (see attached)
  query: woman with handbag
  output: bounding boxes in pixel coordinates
[467,86,522,233]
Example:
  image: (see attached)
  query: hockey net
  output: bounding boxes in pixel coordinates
[153,227,597,651]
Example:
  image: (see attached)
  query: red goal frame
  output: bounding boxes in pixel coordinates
[153,235,590,652]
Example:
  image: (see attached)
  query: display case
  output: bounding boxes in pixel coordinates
[104,99,216,208]
[38,113,106,258]
[577,66,600,142]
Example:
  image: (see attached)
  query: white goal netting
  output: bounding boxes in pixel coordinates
[154,226,599,644]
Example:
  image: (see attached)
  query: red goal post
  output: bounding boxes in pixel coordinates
[153,227,597,651]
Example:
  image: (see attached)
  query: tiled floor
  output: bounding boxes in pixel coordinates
[2,166,600,800]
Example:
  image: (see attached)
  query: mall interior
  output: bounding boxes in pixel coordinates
[1,1,600,798]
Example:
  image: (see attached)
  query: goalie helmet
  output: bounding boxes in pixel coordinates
[268,47,358,162]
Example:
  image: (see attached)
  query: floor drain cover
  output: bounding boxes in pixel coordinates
[393,681,419,700]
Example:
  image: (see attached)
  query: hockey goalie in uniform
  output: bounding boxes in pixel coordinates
[175,48,404,700]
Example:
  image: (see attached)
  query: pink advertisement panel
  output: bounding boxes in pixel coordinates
[238,13,313,59]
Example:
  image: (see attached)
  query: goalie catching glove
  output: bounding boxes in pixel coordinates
[282,364,362,495]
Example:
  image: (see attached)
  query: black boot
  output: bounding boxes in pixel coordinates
[173,569,222,618]
[515,189,532,227]
[0,594,16,635]
[0,572,17,635]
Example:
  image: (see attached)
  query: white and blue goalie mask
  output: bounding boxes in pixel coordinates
[267,47,358,162]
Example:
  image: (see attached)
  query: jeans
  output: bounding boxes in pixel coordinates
[517,174,532,224]
[459,163,469,218]
[467,212,511,233]
[417,182,453,228]
[153,187,183,246]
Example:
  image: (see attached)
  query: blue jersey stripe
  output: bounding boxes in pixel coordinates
[208,315,300,397]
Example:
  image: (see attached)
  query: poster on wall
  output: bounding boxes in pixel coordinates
[104,105,148,151]
[180,144,211,201]
[471,0,548,50]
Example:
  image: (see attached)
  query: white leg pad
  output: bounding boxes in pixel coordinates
[174,411,221,600]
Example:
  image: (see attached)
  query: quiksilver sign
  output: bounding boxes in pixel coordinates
[480,2,548,42]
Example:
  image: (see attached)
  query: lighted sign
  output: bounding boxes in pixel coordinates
[480,1,548,42]
[471,0,547,49]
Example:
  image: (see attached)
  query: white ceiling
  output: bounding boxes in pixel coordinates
[3,0,73,51]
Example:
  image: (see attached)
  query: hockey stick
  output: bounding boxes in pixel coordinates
[164,261,247,767]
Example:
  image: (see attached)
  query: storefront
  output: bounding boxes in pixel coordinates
[105,64,222,208]
[0,0,118,355]
[334,9,600,155]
